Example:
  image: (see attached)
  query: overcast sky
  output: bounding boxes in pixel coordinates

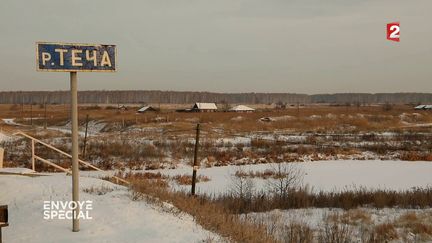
[0,0,431,94]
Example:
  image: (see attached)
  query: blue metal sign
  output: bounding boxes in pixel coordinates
[36,42,116,72]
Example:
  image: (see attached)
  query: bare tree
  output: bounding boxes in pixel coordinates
[266,163,304,199]
[230,167,255,200]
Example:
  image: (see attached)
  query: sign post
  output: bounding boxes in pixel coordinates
[36,42,116,232]
[70,71,79,232]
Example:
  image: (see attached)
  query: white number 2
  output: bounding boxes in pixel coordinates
[389,25,400,38]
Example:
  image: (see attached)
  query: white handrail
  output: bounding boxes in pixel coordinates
[15,131,129,185]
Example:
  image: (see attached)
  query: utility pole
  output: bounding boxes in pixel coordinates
[20,92,24,122]
[70,72,80,232]
[191,123,200,196]
[82,114,89,158]
[44,97,47,129]
[30,97,33,126]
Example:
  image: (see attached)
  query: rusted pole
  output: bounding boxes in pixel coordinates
[191,123,200,195]
[82,114,89,158]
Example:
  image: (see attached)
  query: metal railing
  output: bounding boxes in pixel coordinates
[14,131,129,185]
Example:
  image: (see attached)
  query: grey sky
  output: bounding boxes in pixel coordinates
[0,0,431,94]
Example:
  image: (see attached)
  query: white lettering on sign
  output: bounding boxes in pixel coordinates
[86,50,97,66]
[71,50,83,67]
[54,49,67,66]
[42,52,51,65]
[37,42,116,71]
[100,51,112,67]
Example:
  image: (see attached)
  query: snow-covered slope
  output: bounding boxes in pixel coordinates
[0,173,217,243]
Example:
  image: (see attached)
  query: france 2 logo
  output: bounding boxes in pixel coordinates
[387,22,400,42]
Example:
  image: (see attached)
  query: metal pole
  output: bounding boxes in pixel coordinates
[70,72,80,232]
[191,123,200,195]
[82,114,89,158]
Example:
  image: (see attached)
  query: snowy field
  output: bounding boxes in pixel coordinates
[150,160,432,195]
[244,207,432,243]
[0,172,219,243]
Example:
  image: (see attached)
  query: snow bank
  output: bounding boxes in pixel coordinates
[0,167,35,174]
[0,174,218,242]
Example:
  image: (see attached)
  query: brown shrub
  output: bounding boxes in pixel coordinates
[318,218,354,243]
[234,169,276,179]
[369,223,399,242]
[173,174,211,185]
[282,222,314,243]
[396,212,432,238]
[335,209,372,226]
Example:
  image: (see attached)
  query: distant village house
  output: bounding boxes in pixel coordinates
[414,105,432,110]
[192,103,218,112]
[118,105,128,111]
[229,105,255,112]
[137,105,157,113]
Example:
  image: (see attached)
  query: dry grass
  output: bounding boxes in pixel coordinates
[281,222,314,243]
[82,185,114,195]
[128,178,277,243]
[172,174,211,185]
[3,103,432,171]
[318,219,354,243]
[3,104,432,134]
[395,212,432,240]
[214,187,432,213]
[329,209,372,226]
[235,169,276,179]
[368,223,399,242]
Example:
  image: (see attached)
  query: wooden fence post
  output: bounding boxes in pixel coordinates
[191,123,200,196]
[82,114,89,158]
[0,148,4,169]
[31,140,35,171]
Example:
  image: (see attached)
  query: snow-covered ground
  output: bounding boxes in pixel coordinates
[49,120,105,136]
[149,160,432,195]
[0,173,219,243]
[0,131,11,142]
[1,118,104,136]
[2,118,20,126]
[0,167,35,174]
[245,207,432,242]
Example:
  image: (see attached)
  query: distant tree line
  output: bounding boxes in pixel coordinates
[0,90,431,105]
